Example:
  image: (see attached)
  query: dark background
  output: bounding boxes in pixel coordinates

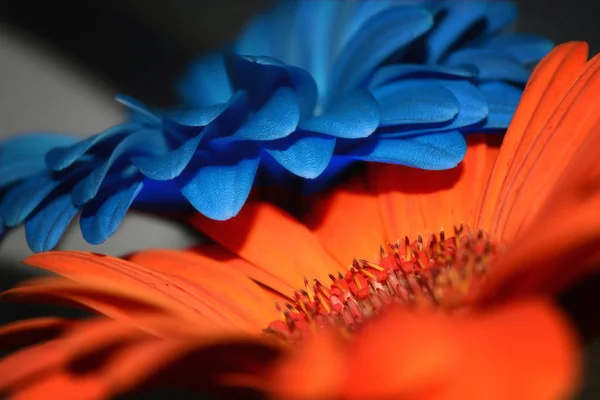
[0,1,599,399]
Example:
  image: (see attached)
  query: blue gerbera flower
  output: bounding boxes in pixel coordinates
[0,0,553,252]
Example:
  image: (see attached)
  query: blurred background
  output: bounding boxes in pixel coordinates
[0,1,599,398]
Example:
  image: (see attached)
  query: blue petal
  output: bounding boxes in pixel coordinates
[236,1,299,62]
[482,1,518,34]
[115,94,160,124]
[80,174,144,245]
[337,1,398,52]
[45,123,140,171]
[473,82,523,130]
[349,131,467,170]
[331,7,433,101]
[134,179,189,208]
[165,103,229,128]
[71,129,166,205]
[426,2,487,63]
[132,134,203,181]
[368,64,473,88]
[0,133,77,189]
[0,173,62,227]
[482,34,554,65]
[371,80,459,127]
[193,91,249,142]
[225,55,317,119]
[0,158,96,227]
[299,90,379,138]
[235,9,278,58]
[436,80,489,129]
[263,131,336,179]
[378,79,487,137]
[25,193,80,253]
[177,54,233,108]
[289,1,342,95]
[175,146,261,220]
[302,156,355,195]
[444,49,530,84]
[213,86,301,143]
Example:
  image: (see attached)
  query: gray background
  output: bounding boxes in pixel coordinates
[0,1,599,398]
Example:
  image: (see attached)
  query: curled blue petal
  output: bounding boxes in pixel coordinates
[368,64,473,89]
[444,49,530,84]
[299,90,379,138]
[25,193,80,253]
[45,123,140,171]
[481,1,518,34]
[216,86,301,142]
[371,80,459,127]
[426,2,488,63]
[263,131,336,179]
[482,33,554,65]
[175,145,261,220]
[115,94,160,123]
[337,1,398,53]
[177,54,233,108]
[133,179,189,208]
[0,133,77,189]
[80,172,144,245]
[71,129,166,205]
[165,103,229,128]
[380,79,488,137]
[473,82,523,130]
[301,156,355,195]
[350,131,467,170]
[132,135,203,181]
[290,1,343,95]
[226,54,317,119]
[235,8,279,58]
[331,7,434,101]
[1,174,63,227]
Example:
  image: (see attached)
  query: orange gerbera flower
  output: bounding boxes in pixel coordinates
[1,41,600,400]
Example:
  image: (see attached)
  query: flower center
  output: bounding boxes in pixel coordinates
[264,224,502,343]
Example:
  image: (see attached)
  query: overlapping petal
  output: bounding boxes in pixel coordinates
[0,0,553,251]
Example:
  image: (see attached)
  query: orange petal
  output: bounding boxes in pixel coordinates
[0,317,175,395]
[473,120,600,304]
[104,336,283,395]
[126,248,282,327]
[10,373,108,400]
[183,244,294,299]
[0,317,73,349]
[0,314,283,399]
[0,340,67,393]
[0,317,157,393]
[268,331,346,400]
[189,201,342,289]
[493,49,600,240]
[21,251,276,333]
[341,300,580,400]
[303,175,386,264]
[477,42,590,235]
[0,278,201,331]
[368,134,500,242]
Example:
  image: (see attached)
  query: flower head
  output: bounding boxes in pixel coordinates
[0,0,552,252]
[1,42,599,399]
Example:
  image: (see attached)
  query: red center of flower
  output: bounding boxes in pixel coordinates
[264,224,502,343]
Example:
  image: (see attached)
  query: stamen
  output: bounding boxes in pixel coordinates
[265,224,502,343]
